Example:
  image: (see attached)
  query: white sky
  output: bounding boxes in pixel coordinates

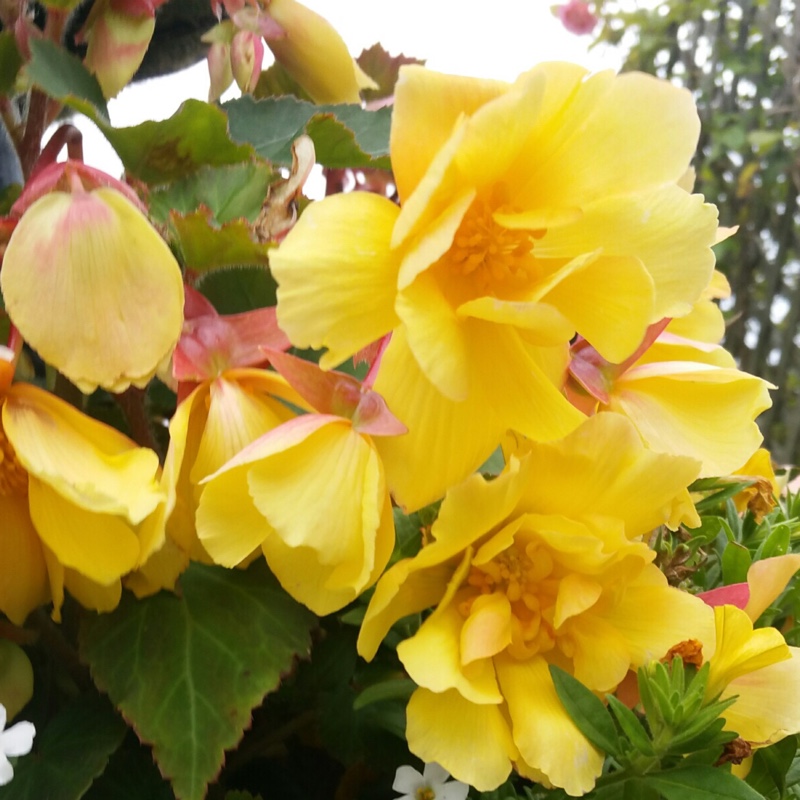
[72,0,623,174]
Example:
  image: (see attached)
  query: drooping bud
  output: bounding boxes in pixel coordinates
[0,161,184,394]
[262,0,377,104]
[556,0,598,35]
[230,27,263,94]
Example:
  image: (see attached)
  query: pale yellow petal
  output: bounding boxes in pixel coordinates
[196,462,274,566]
[0,493,49,624]
[721,647,800,745]
[496,654,604,796]
[610,364,772,477]
[460,592,514,665]
[398,601,503,704]
[745,555,800,622]
[405,688,517,792]
[1,188,183,393]
[271,191,401,368]
[455,297,574,346]
[29,477,140,585]
[5,384,163,524]
[554,573,602,628]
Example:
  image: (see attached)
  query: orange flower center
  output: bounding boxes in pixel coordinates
[0,423,27,497]
[460,540,564,660]
[448,201,540,294]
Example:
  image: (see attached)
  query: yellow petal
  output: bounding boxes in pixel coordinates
[272,192,401,369]
[62,567,121,615]
[405,687,518,792]
[0,493,49,624]
[125,535,189,598]
[196,461,274,567]
[554,573,602,628]
[1,188,183,393]
[706,605,790,695]
[460,592,514,665]
[28,477,140,584]
[5,383,163,524]
[537,186,718,320]
[721,647,800,745]
[398,600,503,703]
[496,654,604,796]
[744,555,800,622]
[391,65,509,203]
[610,364,772,477]
[372,329,505,511]
[569,614,632,692]
[515,412,701,537]
[603,574,716,666]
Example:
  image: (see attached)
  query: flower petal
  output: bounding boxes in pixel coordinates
[272,191,401,369]
[744,555,800,622]
[405,687,518,792]
[496,654,604,796]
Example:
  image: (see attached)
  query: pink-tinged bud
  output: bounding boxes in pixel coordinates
[230,28,263,94]
[557,0,598,35]
[79,0,162,98]
[1,171,184,394]
[262,0,376,104]
[203,20,236,101]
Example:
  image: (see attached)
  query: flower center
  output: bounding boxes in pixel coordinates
[448,201,540,293]
[415,790,435,800]
[0,424,27,497]
[460,540,562,660]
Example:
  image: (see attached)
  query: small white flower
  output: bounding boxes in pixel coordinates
[0,702,35,786]
[393,762,469,800]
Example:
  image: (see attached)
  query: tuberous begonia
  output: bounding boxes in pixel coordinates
[196,349,403,615]
[0,161,184,394]
[357,413,713,794]
[0,341,168,623]
[271,63,720,510]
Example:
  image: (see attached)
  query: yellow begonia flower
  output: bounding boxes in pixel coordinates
[157,369,305,570]
[358,414,713,795]
[1,178,184,394]
[271,63,719,510]
[263,0,376,103]
[196,412,395,615]
[0,376,167,624]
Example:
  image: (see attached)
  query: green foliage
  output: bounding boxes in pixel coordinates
[0,694,127,800]
[79,563,316,800]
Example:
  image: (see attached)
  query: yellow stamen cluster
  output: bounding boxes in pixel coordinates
[460,539,561,659]
[0,422,27,497]
[448,202,538,293]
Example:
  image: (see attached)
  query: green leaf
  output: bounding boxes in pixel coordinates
[148,162,276,225]
[549,665,620,757]
[79,562,316,800]
[0,32,23,95]
[722,542,752,585]
[390,507,425,565]
[746,735,798,798]
[356,43,425,102]
[605,694,655,756]
[644,766,766,799]
[224,95,391,169]
[758,523,791,561]
[169,211,273,273]
[197,265,278,313]
[353,678,416,710]
[27,39,108,121]
[101,101,255,183]
[0,694,127,800]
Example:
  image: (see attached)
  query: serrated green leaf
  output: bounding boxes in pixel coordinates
[549,665,620,757]
[169,211,272,273]
[644,766,766,799]
[0,694,127,800]
[197,265,278,313]
[722,542,752,585]
[27,39,108,121]
[0,32,23,94]
[79,562,316,800]
[224,95,391,169]
[356,43,425,102]
[149,163,276,225]
[101,101,255,183]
